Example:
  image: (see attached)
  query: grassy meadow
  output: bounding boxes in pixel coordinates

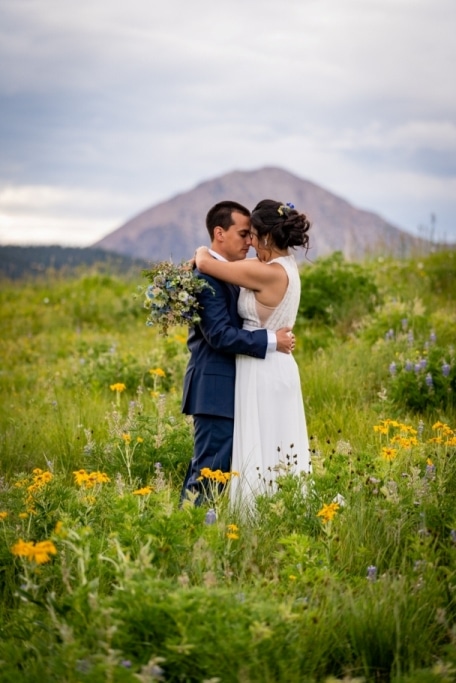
[0,250,456,683]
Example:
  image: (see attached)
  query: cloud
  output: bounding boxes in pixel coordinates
[0,0,455,245]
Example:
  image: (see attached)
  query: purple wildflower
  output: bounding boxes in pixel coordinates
[204,508,217,525]
[401,318,408,330]
[430,330,437,343]
[425,373,433,387]
[442,362,451,377]
[405,360,413,371]
[367,565,377,582]
[389,362,397,376]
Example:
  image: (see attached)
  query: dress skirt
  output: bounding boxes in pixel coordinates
[230,346,311,510]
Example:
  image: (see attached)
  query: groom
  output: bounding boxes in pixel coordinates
[180,200,294,504]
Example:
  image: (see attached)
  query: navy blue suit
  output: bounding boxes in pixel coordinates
[181,267,268,502]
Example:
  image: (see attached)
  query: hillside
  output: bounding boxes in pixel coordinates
[93,166,427,262]
[0,245,147,280]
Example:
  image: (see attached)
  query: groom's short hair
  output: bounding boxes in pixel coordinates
[206,201,250,240]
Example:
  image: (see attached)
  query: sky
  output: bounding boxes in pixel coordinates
[0,0,455,247]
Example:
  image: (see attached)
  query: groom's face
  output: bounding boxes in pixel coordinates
[218,212,252,262]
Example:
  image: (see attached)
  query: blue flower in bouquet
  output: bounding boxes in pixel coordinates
[142,260,213,336]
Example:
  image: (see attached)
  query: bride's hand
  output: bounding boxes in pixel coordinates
[195,246,209,266]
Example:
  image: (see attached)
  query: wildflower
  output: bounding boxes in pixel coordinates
[426,458,436,479]
[110,383,126,392]
[136,436,144,443]
[0,511,8,520]
[54,521,64,536]
[122,433,132,444]
[18,512,28,519]
[401,318,408,330]
[73,469,110,488]
[407,330,414,344]
[226,532,239,540]
[442,362,451,377]
[432,421,447,431]
[204,508,217,525]
[425,373,433,388]
[367,565,377,582]
[430,330,437,343]
[33,540,58,564]
[132,486,153,495]
[381,447,397,461]
[317,502,340,523]
[405,360,413,371]
[149,368,166,377]
[227,523,239,532]
[373,424,388,435]
[389,362,397,376]
[11,538,57,564]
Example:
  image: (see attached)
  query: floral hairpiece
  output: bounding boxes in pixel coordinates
[277,202,295,216]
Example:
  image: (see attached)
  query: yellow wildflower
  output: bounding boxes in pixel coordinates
[136,436,144,443]
[132,486,153,495]
[149,368,166,377]
[432,421,447,431]
[227,524,239,532]
[18,512,28,519]
[11,539,34,558]
[226,532,239,540]
[73,469,110,488]
[381,447,397,461]
[11,538,57,564]
[122,433,132,444]
[0,511,8,520]
[110,383,126,392]
[373,424,388,434]
[317,502,340,523]
[33,540,57,564]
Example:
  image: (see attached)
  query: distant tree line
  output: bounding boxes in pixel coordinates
[0,245,148,280]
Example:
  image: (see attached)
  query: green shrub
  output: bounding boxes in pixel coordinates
[299,252,380,333]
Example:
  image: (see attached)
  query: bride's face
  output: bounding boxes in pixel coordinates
[249,229,268,261]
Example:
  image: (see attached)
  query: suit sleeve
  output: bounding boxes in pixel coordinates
[197,273,268,359]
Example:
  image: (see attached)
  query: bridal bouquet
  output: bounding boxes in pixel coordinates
[142,260,212,336]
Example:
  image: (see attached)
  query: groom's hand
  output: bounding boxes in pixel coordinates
[276,327,295,354]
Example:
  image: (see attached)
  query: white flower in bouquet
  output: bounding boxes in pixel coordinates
[142,261,213,336]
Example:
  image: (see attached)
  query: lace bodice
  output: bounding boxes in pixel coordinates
[237,255,301,331]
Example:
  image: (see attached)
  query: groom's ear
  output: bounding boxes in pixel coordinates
[214,226,224,242]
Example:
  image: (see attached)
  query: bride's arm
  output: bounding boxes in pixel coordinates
[195,247,282,291]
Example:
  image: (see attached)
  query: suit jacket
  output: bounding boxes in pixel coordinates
[181,269,268,419]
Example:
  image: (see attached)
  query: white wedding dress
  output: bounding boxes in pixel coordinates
[230,254,311,509]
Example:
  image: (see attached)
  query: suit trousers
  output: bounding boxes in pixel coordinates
[180,414,233,505]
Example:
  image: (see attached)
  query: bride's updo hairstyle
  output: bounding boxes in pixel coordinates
[250,199,311,251]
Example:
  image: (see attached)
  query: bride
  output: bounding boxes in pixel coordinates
[195,199,312,509]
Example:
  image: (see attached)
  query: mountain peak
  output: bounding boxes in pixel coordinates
[93,166,422,262]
